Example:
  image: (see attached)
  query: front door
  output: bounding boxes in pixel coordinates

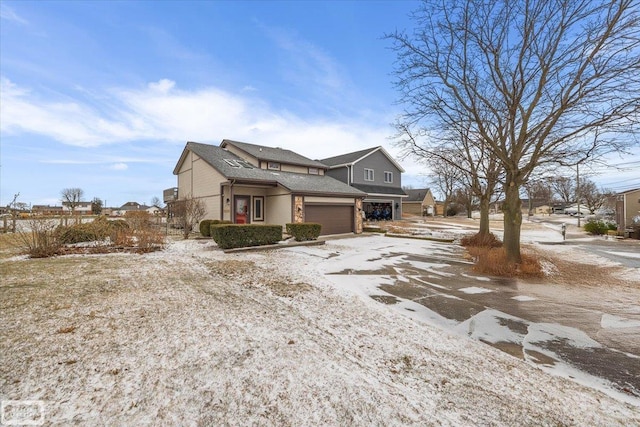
[234,196,250,224]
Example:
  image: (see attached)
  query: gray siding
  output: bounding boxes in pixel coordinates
[352,150,402,188]
[325,166,349,184]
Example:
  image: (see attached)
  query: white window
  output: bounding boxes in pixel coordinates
[384,171,393,183]
[267,162,280,170]
[308,167,319,175]
[364,168,374,181]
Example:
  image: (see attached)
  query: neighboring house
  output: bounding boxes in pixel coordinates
[62,201,93,214]
[402,188,436,216]
[114,202,162,216]
[172,140,366,235]
[32,205,64,216]
[615,188,640,233]
[320,146,407,221]
[534,205,552,215]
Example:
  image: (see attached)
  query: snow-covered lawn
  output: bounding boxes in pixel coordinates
[1,233,638,425]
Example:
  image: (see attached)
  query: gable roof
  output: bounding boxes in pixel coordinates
[320,146,405,173]
[404,188,432,202]
[221,139,326,169]
[119,202,152,210]
[174,142,365,197]
[619,188,640,195]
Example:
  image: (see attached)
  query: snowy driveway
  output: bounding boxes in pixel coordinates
[289,234,640,407]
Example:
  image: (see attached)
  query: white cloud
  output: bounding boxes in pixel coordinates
[0,77,394,153]
[0,76,431,185]
[0,4,28,25]
[111,163,128,170]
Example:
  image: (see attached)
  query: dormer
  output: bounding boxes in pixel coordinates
[220,139,326,175]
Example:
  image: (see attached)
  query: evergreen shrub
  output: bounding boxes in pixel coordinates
[285,223,322,241]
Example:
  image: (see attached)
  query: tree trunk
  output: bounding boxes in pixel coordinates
[442,200,448,218]
[502,181,522,264]
[479,196,490,236]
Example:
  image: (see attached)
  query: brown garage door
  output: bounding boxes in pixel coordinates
[305,205,354,235]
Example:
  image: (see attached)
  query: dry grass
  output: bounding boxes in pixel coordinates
[465,246,544,278]
[459,232,543,278]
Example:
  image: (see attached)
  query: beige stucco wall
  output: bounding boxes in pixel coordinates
[177,151,225,220]
[266,192,293,225]
[403,202,423,215]
[177,151,193,198]
[624,189,640,227]
[304,196,355,204]
[423,191,435,207]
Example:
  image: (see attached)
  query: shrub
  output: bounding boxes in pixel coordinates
[285,223,322,241]
[200,219,232,237]
[199,219,214,237]
[57,223,102,244]
[460,232,502,248]
[125,211,151,230]
[17,218,61,258]
[584,219,616,235]
[57,217,131,245]
[211,224,282,249]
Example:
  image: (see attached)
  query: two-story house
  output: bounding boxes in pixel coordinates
[62,201,93,215]
[172,140,366,235]
[320,147,407,221]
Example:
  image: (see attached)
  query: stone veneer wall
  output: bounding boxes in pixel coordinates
[294,196,304,223]
[355,198,363,233]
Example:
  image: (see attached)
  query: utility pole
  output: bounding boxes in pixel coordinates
[576,163,581,228]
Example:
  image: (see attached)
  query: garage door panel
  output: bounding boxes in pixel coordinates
[305,205,354,235]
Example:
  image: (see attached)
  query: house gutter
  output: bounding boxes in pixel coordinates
[229,179,236,222]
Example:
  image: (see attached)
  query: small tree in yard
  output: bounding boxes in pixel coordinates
[172,196,207,239]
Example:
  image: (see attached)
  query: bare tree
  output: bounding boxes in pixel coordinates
[7,193,20,233]
[396,124,503,236]
[550,177,576,204]
[578,178,606,214]
[524,180,553,215]
[452,186,475,219]
[61,188,84,215]
[172,195,207,239]
[389,0,640,262]
[150,196,164,208]
[430,157,461,217]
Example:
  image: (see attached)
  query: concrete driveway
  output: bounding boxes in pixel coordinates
[290,234,640,406]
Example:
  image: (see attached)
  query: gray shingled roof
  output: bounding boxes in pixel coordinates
[352,183,407,197]
[320,147,379,167]
[404,188,430,202]
[221,139,327,169]
[179,142,365,197]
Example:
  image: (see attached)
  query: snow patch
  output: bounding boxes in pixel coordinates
[512,295,537,302]
[601,314,640,329]
[459,286,493,294]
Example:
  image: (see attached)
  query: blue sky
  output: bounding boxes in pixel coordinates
[1,1,638,208]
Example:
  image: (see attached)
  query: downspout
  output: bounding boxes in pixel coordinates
[229,179,236,223]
